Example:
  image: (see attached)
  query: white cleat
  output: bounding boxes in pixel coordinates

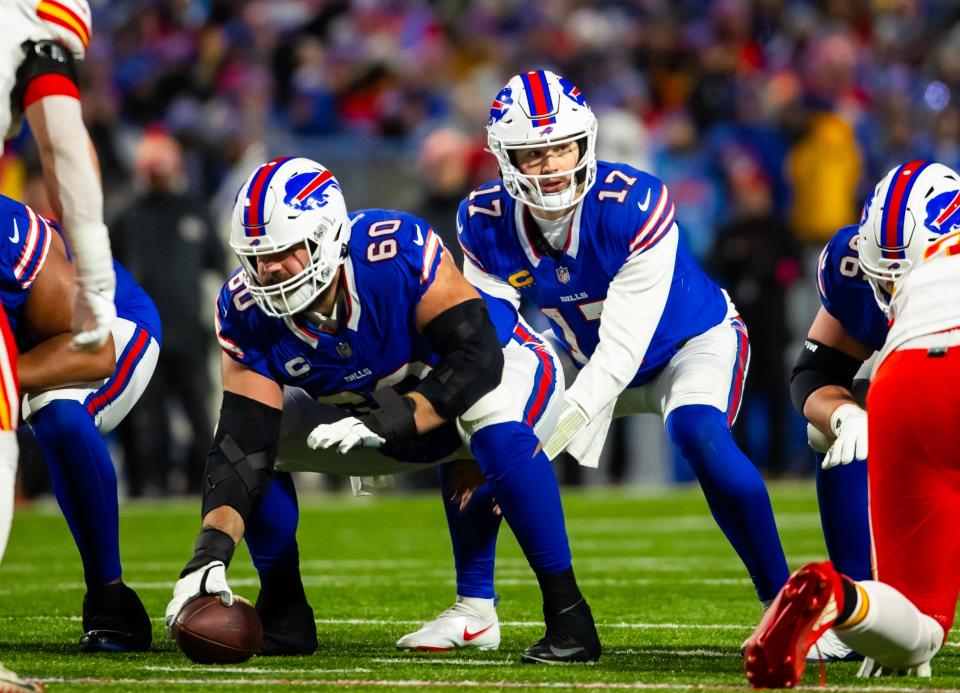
[0,663,43,692]
[806,628,861,662]
[858,657,932,678]
[397,599,500,652]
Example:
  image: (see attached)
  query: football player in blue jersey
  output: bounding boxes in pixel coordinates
[164,157,602,664]
[745,161,960,686]
[787,221,883,662]
[0,194,160,653]
[786,159,960,665]
[438,69,797,646]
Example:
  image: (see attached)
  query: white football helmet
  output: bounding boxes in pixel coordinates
[858,160,960,314]
[230,157,349,318]
[486,70,598,211]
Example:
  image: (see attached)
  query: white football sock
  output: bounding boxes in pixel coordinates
[0,431,18,564]
[457,596,496,614]
[835,580,944,669]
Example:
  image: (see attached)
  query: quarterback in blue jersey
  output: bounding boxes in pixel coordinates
[0,194,160,653]
[439,69,793,641]
[164,157,601,664]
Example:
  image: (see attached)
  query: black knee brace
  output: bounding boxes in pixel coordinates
[201,392,282,521]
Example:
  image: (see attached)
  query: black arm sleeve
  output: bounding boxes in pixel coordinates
[790,339,864,414]
[201,391,282,521]
[12,41,79,111]
[414,298,504,420]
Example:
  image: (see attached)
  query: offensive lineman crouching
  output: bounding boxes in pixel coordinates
[164,157,600,663]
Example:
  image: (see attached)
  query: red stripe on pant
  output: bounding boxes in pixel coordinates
[86,329,149,415]
[524,347,554,427]
[726,323,749,427]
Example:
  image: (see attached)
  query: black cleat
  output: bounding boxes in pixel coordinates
[521,598,601,664]
[255,576,318,656]
[79,582,152,653]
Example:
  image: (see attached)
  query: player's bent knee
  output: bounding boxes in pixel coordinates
[30,399,97,440]
[665,404,727,457]
[469,421,540,484]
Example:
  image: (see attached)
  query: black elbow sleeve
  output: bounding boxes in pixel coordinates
[790,339,863,414]
[12,41,79,110]
[415,299,504,419]
[201,391,282,521]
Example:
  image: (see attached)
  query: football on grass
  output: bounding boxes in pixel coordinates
[172,595,263,664]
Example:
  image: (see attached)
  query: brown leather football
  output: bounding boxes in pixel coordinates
[172,595,263,664]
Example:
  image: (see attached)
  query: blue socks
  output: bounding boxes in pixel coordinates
[438,464,501,598]
[815,454,871,580]
[665,404,789,601]
[245,472,302,580]
[469,421,571,575]
[30,400,122,586]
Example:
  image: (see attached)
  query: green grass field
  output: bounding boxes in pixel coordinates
[1,481,956,691]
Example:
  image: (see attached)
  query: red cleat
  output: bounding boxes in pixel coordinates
[744,562,845,689]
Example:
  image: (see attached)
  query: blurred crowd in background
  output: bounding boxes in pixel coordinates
[5,0,960,495]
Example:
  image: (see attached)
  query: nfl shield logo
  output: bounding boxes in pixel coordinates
[336,342,352,360]
[556,266,570,283]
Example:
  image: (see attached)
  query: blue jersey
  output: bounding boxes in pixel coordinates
[458,160,727,387]
[816,225,888,353]
[216,209,519,414]
[0,194,161,348]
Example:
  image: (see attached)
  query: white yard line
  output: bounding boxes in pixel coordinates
[371,657,512,667]
[34,677,960,692]
[143,665,372,674]
[613,648,734,658]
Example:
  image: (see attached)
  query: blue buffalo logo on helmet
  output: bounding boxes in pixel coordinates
[924,189,960,235]
[283,170,341,217]
[558,76,586,107]
[488,86,514,125]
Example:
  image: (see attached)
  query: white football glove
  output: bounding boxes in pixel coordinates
[72,283,116,351]
[164,560,233,636]
[823,404,868,469]
[307,416,385,454]
[542,400,589,460]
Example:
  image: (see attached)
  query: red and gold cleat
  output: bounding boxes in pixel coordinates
[744,561,845,689]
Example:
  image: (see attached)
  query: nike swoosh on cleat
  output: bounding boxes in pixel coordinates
[549,645,585,658]
[463,624,493,641]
